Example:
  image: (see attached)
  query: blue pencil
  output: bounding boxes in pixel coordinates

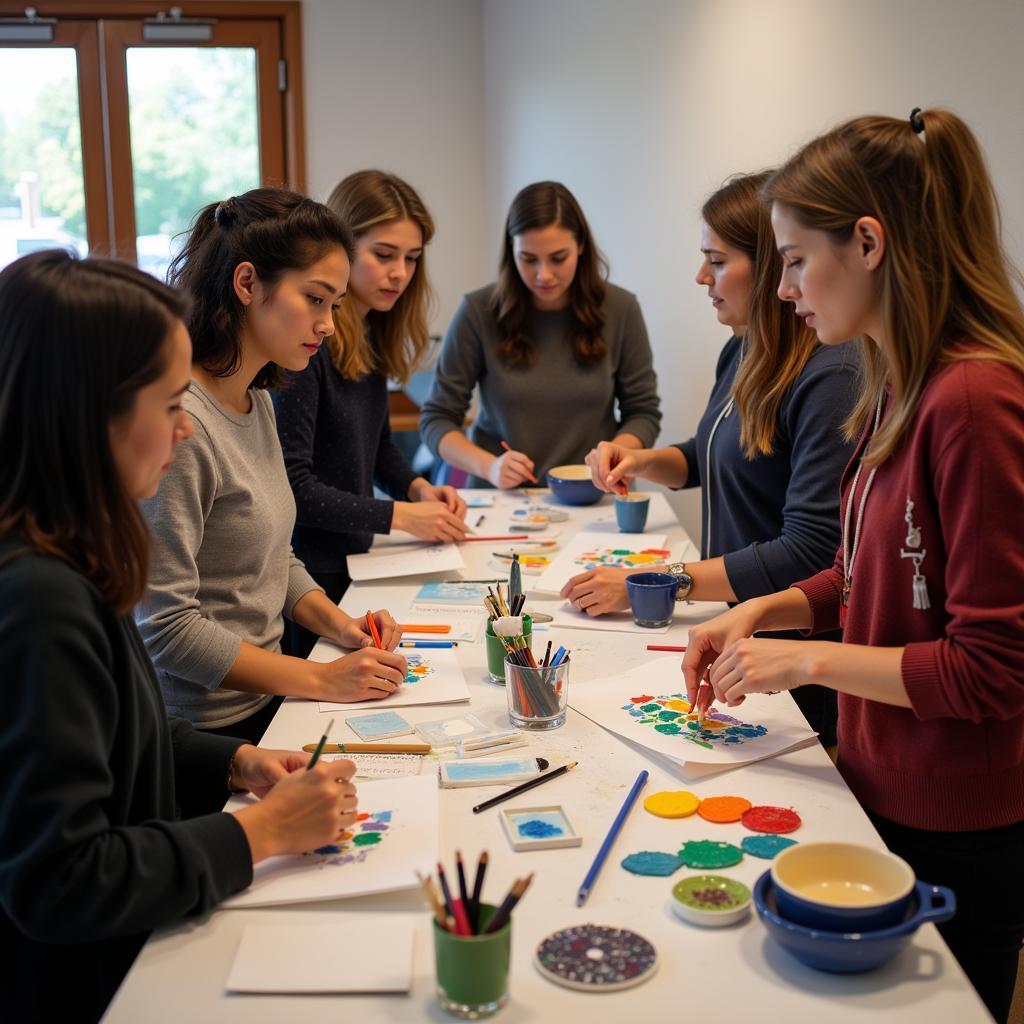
[398,640,458,648]
[550,645,566,667]
[576,769,649,906]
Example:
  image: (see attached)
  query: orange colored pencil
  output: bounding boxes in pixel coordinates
[365,610,383,648]
[397,624,452,633]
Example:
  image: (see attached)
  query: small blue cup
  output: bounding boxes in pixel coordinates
[625,571,677,628]
[615,493,650,532]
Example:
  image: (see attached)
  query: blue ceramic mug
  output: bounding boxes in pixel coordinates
[625,571,678,628]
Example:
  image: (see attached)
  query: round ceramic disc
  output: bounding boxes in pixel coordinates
[535,925,658,992]
[741,805,802,834]
[678,839,744,869]
[697,795,753,823]
[740,834,798,860]
[643,790,700,819]
[621,851,683,876]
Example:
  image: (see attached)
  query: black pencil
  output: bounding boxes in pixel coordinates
[469,851,488,930]
[482,874,533,934]
[436,861,455,920]
[455,851,472,934]
[472,761,578,813]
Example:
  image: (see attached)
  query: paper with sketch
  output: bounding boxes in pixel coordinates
[569,657,817,768]
[222,775,437,908]
[312,643,470,712]
[226,916,416,993]
[335,752,428,779]
[398,604,487,642]
[534,530,670,593]
[346,540,465,581]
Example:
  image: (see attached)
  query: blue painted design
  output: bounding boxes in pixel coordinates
[375,811,393,823]
[518,818,564,839]
[447,758,535,783]
[741,834,798,859]
[621,851,683,876]
[347,710,411,740]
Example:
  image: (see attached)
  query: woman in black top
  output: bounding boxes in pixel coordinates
[0,251,360,1022]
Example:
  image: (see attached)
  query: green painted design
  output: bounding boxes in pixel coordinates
[658,710,681,722]
[678,839,743,869]
[353,832,382,847]
[654,722,682,735]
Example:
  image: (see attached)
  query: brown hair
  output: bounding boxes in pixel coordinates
[324,170,435,385]
[169,187,355,390]
[0,250,187,614]
[703,172,823,458]
[493,181,608,368]
[766,108,1024,467]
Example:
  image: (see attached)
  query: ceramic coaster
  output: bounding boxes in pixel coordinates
[697,795,752,823]
[535,925,658,992]
[643,790,700,819]
[741,805,802,834]
[740,834,798,860]
[345,710,413,741]
[621,851,683,877]
[678,839,743,870]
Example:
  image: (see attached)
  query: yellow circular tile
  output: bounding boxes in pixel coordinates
[643,790,701,818]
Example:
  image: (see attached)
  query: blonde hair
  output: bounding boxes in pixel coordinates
[702,172,823,458]
[766,109,1024,467]
[323,170,435,384]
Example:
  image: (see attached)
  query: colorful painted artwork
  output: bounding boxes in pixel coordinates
[309,810,393,866]
[620,692,769,750]
[402,653,434,685]
[573,547,672,570]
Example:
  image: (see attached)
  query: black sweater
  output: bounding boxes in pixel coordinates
[0,540,253,1022]
[273,349,419,575]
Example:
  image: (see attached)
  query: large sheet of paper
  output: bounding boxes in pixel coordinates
[534,530,670,594]
[222,775,437,908]
[226,916,416,993]
[346,540,465,581]
[312,643,470,712]
[569,657,818,770]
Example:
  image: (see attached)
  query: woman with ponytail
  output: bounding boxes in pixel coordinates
[683,110,1024,1021]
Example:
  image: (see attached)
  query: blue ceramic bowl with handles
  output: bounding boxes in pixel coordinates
[754,870,956,973]
[771,841,916,931]
[546,465,604,506]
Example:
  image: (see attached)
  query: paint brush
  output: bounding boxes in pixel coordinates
[455,851,473,934]
[306,718,334,770]
[576,769,648,907]
[416,871,448,929]
[695,677,712,727]
[475,514,486,528]
[469,851,489,930]
[509,553,523,604]
[472,761,578,813]
[302,741,431,754]
[482,873,533,934]
[500,440,538,483]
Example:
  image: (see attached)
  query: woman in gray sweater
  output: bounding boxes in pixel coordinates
[419,181,662,487]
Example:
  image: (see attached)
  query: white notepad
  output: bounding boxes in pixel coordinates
[226,917,416,993]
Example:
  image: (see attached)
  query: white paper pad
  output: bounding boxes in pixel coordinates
[311,643,470,712]
[569,658,818,770]
[347,541,465,581]
[398,605,487,642]
[547,600,671,634]
[226,917,415,993]
[534,530,670,594]
[222,775,437,908]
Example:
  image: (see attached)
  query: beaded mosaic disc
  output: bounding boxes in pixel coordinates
[535,924,658,992]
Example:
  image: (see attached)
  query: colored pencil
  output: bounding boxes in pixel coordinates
[399,640,458,648]
[365,610,383,648]
[397,623,452,633]
[475,514,486,528]
[646,644,688,652]
[302,741,431,754]
[469,851,489,930]
[436,861,456,925]
[576,769,649,906]
[305,718,334,769]
[461,535,530,542]
[482,873,533,934]
[500,440,539,484]
[541,640,553,667]
[416,871,448,929]
[472,761,578,813]
[455,851,472,934]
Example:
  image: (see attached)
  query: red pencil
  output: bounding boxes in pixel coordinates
[461,535,531,542]
[646,644,687,652]
[500,440,539,484]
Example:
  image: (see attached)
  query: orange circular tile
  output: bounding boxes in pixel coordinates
[697,796,753,824]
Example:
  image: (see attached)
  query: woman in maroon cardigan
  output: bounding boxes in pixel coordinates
[682,109,1024,1022]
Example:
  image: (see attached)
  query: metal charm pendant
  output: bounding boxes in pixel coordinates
[904,496,922,549]
[900,548,930,610]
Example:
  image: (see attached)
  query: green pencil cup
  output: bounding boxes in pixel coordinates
[433,903,511,1018]
[485,615,532,683]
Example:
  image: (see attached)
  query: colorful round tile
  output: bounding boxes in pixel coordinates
[535,925,658,992]
[643,790,700,819]
[697,796,752,824]
[621,851,683,877]
[740,834,798,860]
[741,805,802,834]
[678,839,743,869]
[671,874,752,927]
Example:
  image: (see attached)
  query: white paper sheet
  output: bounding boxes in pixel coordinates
[346,541,465,581]
[547,600,671,634]
[397,605,487,642]
[312,643,470,712]
[222,775,438,908]
[534,530,670,594]
[569,657,818,769]
[225,917,416,993]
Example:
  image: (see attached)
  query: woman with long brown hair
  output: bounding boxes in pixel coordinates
[683,110,1024,1021]
[419,180,662,487]
[564,171,860,745]
[274,171,467,656]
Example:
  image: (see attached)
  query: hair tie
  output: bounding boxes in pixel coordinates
[909,107,925,135]
[214,198,238,228]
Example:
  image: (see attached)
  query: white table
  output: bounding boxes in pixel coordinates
[104,490,990,1023]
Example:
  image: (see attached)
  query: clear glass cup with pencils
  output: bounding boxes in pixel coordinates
[505,652,569,730]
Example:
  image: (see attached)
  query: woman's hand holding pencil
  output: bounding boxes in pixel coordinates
[488,442,537,488]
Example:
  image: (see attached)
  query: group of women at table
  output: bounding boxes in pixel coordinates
[1,107,1022,1023]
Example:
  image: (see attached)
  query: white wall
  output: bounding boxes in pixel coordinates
[482,0,1024,535]
[302,0,488,333]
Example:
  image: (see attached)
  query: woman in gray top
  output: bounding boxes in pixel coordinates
[419,181,662,487]
[137,189,406,743]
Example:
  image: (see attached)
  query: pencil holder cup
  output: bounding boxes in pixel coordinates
[433,903,511,1018]
[505,656,569,730]
[485,616,532,683]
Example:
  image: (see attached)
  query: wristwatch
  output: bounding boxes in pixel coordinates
[665,562,693,601]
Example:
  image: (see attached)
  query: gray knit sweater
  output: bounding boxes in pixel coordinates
[419,282,662,485]
[137,381,322,728]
